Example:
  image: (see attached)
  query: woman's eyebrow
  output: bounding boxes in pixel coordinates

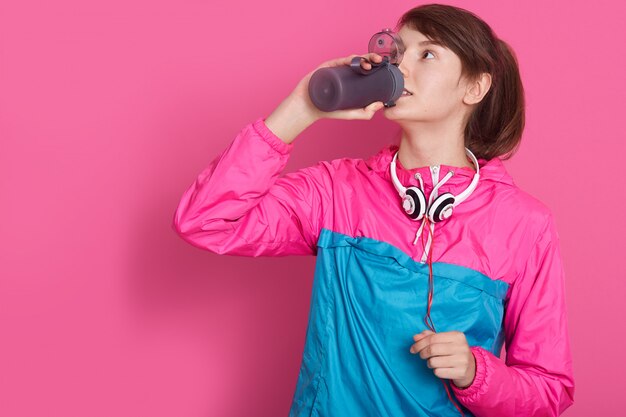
[419,40,443,47]
[399,37,444,49]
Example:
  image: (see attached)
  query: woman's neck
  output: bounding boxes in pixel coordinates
[397,126,474,170]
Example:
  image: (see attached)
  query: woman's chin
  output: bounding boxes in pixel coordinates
[381,104,406,119]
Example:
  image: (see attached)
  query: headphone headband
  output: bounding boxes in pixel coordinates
[454,148,480,206]
[389,148,481,220]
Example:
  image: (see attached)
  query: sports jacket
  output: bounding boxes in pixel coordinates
[172,117,575,416]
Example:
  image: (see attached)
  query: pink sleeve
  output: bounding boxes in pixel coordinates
[172,117,333,257]
[451,214,575,416]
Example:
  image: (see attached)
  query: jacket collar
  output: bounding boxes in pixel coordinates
[365,144,515,189]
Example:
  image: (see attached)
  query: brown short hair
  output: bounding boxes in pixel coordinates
[396,4,525,160]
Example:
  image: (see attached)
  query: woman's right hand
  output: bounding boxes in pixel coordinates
[265,53,387,144]
[293,52,387,121]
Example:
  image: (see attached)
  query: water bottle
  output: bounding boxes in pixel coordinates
[308,28,406,112]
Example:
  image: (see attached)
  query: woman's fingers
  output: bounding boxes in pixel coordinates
[301,53,387,120]
[319,52,383,70]
[351,53,384,70]
[326,101,385,120]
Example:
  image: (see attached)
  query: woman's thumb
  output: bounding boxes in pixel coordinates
[365,101,385,116]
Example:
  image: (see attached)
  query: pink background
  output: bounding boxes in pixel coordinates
[1,0,624,415]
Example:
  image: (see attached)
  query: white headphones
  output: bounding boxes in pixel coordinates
[390,148,481,223]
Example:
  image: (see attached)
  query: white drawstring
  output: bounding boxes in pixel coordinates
[413,219,427,246]
[413,170,454,265]
[414,172,424,190]
[429,171,454,205]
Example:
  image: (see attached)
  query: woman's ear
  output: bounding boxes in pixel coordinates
[463,72,492,105]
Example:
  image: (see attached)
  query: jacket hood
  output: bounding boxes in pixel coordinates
[365,144,515,189]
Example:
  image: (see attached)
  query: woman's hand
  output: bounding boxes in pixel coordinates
[409,330,477,389]
[265,53,386,144]
[290,52,387,122]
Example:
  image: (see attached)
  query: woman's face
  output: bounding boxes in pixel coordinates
[383,26,471,126]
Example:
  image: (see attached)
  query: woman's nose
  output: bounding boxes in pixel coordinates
[397,60,409,78]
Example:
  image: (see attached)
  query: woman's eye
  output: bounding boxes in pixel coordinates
[422,50,435,59]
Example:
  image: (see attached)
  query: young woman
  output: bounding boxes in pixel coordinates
[173,4,575,416]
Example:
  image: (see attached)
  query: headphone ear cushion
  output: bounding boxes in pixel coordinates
[428,193,456,223]
[404,187,426,220]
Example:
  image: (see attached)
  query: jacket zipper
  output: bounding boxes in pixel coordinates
[420,165,439,263]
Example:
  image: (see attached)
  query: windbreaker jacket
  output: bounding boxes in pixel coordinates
[172,118,575,417]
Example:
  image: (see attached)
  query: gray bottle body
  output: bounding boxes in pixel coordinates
[308,63,404,112]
